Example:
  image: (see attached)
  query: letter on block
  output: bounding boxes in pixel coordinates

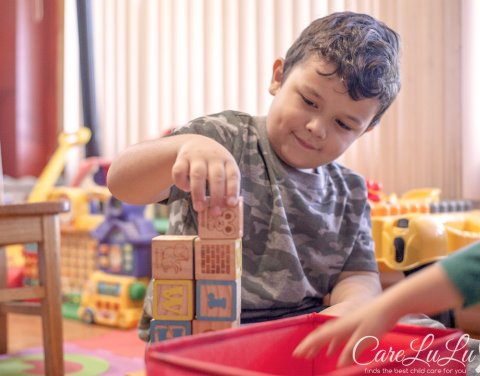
[192,320,239,335]
[152,280,194,320]
[151,235,196,279]
[150,320,191,342]
[194,238,242,280]
[196,279,240,321]
[198,197,243,239]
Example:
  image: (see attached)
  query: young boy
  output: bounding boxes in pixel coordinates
[107,11,401,341]
[293,241,480,369]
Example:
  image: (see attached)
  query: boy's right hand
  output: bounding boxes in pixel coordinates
[172,135,240,215]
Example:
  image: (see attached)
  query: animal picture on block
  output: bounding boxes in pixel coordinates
[151,235,196,280]
[194,238,242,280]
[150,320,191,342]
[198,197,243,239]
[152,280,194,321]
[196,279,240,321]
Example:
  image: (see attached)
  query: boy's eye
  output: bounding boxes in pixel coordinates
[336,119,352,131]
[301,95,318,108]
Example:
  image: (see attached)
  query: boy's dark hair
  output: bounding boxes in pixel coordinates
[283,11,401,127]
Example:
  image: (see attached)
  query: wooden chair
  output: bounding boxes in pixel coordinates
[0,201,69,376]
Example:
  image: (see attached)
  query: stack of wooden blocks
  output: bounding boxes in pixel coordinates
[150,198,243,342]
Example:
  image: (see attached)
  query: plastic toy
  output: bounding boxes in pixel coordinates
[7,266,23,288]
[28,128,91,202]
[369,187,441,216]
[91,197,157,277]
[372,199,480,271]
[399,187,441,204]
[365,184,478,271]
[445,215,480,250]
[22,244,39,288]
[78,270,147,329]
[69,156,111,187]
[47,187,110,304]
[366,179,382,202]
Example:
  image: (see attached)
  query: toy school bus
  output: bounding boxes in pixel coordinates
[78,271,148,329]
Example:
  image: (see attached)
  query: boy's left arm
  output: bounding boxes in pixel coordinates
[321,271,382,316]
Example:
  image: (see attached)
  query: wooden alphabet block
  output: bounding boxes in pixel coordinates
[151,235,196,279]
[192,319,239,335]
[152,280,194,320]
[195,279,240,321]
[150,320,191,342]
[198,197,243,239]
[194,238,242,280]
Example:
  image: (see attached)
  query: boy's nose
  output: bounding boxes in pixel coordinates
[306,118,327,139]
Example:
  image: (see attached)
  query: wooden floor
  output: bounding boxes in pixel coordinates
[6,313,114,354]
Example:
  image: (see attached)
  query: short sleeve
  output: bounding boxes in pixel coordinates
[168,111,246,163]
[440,241,480,307]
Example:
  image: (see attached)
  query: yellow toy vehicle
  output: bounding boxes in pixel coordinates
[373,209,480,271]
[78,271,147,329]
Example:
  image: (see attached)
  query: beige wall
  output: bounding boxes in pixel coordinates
[461,0,480,201]
[84,0,477,200]
[341,0,465,200]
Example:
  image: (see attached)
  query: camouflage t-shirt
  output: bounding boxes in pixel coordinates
[140,110,377,336]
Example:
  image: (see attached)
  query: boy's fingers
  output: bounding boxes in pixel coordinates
[207,161,226,214]
[338,338,360,367]
[338,347,354,367]
[188,160,207,211]
[171,159,191,192]
[337,327,383,368]
[293,328,330,359]
[326,336,344,358]
[225,159,240,206]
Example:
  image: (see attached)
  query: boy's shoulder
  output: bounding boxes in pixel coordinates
[193,110,257,127]
[174,110,262,138]
[322,161,368,191]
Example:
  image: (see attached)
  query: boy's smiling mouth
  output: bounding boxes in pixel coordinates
[293,133,319,150]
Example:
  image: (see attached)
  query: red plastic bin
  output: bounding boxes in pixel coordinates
[146,314,467,375]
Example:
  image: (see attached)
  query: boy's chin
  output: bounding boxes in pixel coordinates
[276,150,329,170]
[284,158,324,170]
[286,160,322,172]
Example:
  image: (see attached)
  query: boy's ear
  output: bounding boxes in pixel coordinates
[269,58,284,95]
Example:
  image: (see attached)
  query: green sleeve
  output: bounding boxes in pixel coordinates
[439,241,480,307]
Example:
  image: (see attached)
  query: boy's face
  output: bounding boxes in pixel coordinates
[266,55,380,169]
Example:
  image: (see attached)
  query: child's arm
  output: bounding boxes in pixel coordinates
[293,263,463,367]
[107,134,240,211]
[320,271,382,316]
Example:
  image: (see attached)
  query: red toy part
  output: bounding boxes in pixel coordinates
[70,156,111,187]
[367,180,383,203]
[145,314,466,375]
[7,266,24,288]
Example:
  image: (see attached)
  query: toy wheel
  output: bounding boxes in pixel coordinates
[117,314,129,329]
[81,308,95,324]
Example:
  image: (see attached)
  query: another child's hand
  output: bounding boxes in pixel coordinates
[293,303,395,367]
[172,135,240,214]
